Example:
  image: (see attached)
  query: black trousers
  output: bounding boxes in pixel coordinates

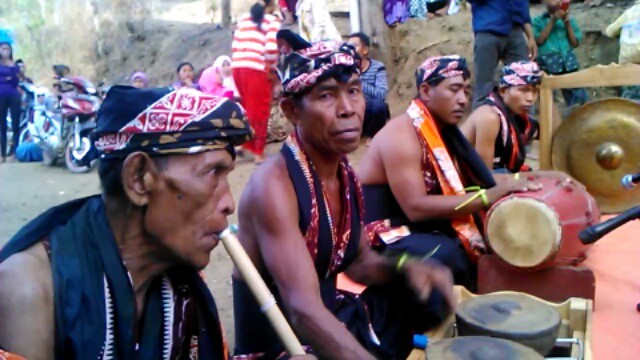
[472,28,529,110]
[335,281,449,359]
[363,98,390,139]
[0,95,21,157]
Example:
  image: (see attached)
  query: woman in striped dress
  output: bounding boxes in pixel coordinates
[232,0,281,164]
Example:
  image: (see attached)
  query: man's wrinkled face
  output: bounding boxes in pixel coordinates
[291,74,365,156]
[420,76,471,126]
[501,84,539,116]
[143,150,235,269]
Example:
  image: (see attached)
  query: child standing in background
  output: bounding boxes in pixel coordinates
[533,0,589,107]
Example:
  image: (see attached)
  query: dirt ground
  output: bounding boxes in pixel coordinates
[0,141,367,347]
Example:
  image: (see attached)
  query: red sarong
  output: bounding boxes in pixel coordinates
[233,68,272,156]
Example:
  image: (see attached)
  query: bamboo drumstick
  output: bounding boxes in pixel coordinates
[219,226,306,356]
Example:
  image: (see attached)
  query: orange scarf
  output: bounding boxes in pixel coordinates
[407,99,486,262]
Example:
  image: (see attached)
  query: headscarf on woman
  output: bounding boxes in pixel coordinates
[212,55,239,98]
[198,62,234,100]
[130,71,148,88]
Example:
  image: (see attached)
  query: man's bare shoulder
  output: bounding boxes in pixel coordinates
[370,113,421,158]
[370,114,417,150]
[471,105,500,125]
[0,243,54,358]
[239,154,298,220]
[243,155,291,199]
[0,243,53,309]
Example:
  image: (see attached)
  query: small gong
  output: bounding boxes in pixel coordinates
[455,293,561,355]
[426,336,543,360]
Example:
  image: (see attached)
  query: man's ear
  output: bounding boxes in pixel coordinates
[280,97,300,126]
[121,152,161,207]
[363,46,370,58]
[419,82,432,102]
[499,85,509,98]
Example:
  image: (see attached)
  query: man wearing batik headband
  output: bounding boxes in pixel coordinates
[358,56,540,288]
[0,86,252,360]
[234,30,455,359]
[461,61,542,173]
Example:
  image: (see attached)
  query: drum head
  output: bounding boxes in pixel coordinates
[486,197,561,268]
[456,293,560,338]
[426,336,543,360]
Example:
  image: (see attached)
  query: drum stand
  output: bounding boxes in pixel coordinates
[477,255,596,304]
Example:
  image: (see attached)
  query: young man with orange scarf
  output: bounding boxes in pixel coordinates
[357,56,540,288]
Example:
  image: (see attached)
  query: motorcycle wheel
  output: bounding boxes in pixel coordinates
[64,138,95,173]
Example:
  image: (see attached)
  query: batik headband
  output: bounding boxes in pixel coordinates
[277,30,360,96]
[500,61,542,87]
[415,55,471,88]
[89,86,252,162]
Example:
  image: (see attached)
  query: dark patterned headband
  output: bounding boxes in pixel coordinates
[277,30,360,96]
[500,61,542,87]
[415,55,471,88]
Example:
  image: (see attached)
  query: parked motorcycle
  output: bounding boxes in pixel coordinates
[26,76,100,173]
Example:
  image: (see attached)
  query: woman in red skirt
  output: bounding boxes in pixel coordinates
[232,0,281,164]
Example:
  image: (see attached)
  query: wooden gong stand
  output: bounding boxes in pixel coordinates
[479,64,640,304]
[538,63,640,170]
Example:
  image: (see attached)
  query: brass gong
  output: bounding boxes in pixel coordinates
[552,98,640,213]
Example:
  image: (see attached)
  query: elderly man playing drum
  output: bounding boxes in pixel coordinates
[461,61,542,173]
[357,55,540,288]
[0,87,252,359]
[233,31,455,360]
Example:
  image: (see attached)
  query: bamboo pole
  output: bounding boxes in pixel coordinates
[219,227,305,356]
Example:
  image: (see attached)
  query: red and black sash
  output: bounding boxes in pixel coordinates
[281,131,364,278]
[486,92,539,173]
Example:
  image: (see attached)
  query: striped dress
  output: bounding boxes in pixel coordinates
[231,13,281,72]
[231,13,282,157]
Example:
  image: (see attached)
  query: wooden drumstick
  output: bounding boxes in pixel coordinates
[219,226,306,356]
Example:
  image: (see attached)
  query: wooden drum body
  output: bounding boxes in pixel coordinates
[485,174,600,269]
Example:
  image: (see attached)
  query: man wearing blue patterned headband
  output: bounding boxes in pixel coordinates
[233,30,455,360]
[461,60,542,173]
[358,56,539,291]
[0,86,252,359]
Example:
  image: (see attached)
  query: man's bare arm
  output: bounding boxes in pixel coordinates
[345,230,456,311]
[343,230,396,287]
[380,124,507,222]
[471,107,501,170]
[0,245,54,360]
[245,168,375,360]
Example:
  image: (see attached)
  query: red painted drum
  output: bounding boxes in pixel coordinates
[485,172,600,269]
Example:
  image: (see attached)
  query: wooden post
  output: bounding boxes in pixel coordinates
[221,0,231,28]
[539,85,554,170]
